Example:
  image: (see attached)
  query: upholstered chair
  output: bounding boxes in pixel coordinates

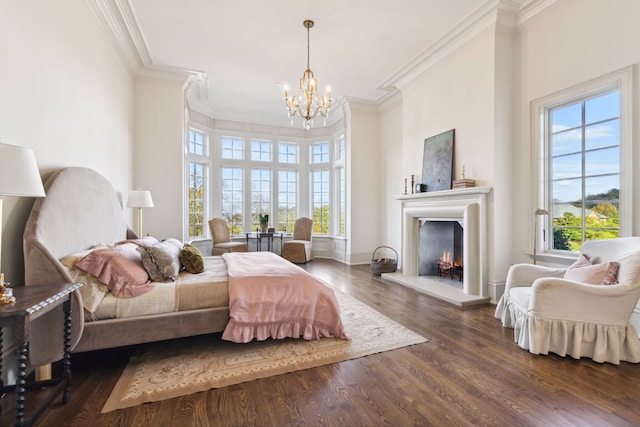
[495,237,640,365]
[208,218,248,256]
[282,217,313,264]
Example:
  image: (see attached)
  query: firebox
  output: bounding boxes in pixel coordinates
[418,220,463,279]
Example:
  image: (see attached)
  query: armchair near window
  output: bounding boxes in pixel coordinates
[495,237,640,365]
[208,218,248,256]
[282,217,313,264]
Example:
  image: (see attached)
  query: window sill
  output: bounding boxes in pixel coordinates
[527,251,577,267]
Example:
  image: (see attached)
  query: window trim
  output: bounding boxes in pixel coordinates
[532,66,633,258]
[185,127,210,241]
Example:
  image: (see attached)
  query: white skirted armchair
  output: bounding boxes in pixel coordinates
[495,237,640,365]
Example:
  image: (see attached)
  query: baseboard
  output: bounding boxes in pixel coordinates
[488,280,505,305]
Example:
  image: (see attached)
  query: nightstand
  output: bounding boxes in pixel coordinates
[0,282,84,426]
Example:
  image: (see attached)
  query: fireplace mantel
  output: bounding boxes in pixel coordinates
[383,187,492,306]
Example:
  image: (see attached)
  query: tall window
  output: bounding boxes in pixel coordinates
[550,91,620,251]
[310,142,331,235]
[278,170,297,232]
[250,168,271,229]
[536,68,630,254]
[312,169,330,234]
[335,135,345,236]
[187,129,208,238]
[221,167,243,234]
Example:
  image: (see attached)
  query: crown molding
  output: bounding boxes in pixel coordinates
[377,0,522,93]
[89,0,196,83]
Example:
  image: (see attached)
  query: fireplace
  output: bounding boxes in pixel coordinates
[383,187,491,306]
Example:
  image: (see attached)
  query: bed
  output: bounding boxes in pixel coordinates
[23,167,346,366]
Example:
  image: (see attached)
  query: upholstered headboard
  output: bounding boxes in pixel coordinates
[23,166,135,286]
[23,167,136,365]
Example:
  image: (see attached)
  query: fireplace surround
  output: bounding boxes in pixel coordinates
[383,187,492,306]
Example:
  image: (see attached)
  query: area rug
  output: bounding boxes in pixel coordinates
[102,290,427,413]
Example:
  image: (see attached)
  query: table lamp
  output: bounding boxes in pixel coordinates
[0,142,46,287]
[127,190,154,236]
[533,208,549,265]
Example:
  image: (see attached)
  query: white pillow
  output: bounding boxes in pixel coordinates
[60,245,109,313]
[616,252,640,286]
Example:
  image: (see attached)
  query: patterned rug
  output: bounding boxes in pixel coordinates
[102,290,427,413]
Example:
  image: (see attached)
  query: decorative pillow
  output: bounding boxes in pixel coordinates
[76,243,154,298]
[137,239,182,282]
[180,243,205,274]
[567,253,591,270]
[563,253,619,285]
[60,245,109,313]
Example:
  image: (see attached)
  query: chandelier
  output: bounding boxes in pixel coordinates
[284,20,332,130]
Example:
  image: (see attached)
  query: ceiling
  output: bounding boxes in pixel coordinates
[125,0,512,127]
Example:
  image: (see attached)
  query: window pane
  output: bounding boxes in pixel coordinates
[336,136,345,161]
[585,119,619,151]
[585,176,620,208]
[251,168,271,229]
[312,170,330,234]
[585,147,619,177]
[551,102,581,131]
[311,142,329,164]
[251,140,271,162]
[188,162,205,237]
[221,137,244,160]
[337,166,345,236]
[188,129,206,156]
[278,143,298,163]
[221,167,243,234]
[278,170,297,232]
[585,91,619,124]
[551,128,582,156]
[552,153,581,180]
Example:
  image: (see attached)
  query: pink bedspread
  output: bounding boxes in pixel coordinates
[221,252,349,343]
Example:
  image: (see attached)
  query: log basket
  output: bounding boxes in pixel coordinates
[370,246,398,275]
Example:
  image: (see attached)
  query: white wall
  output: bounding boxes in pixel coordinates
[0,0,134,285]
[378,94,403,258]
[345,102,382,264]
[133,76,188,240]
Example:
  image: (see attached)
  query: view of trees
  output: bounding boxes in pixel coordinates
[188,185,204,237]
[552,189,620,252]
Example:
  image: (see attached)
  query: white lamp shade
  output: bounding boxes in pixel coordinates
[127,190,154,208]
[0,143,45,197]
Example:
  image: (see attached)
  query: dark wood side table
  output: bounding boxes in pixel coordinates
[245,232,284,253]
[0,282,84,426]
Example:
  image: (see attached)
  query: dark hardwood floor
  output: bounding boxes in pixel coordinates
[3,258,640,426]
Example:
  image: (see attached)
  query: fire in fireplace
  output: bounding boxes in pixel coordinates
[437,251,463,281]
